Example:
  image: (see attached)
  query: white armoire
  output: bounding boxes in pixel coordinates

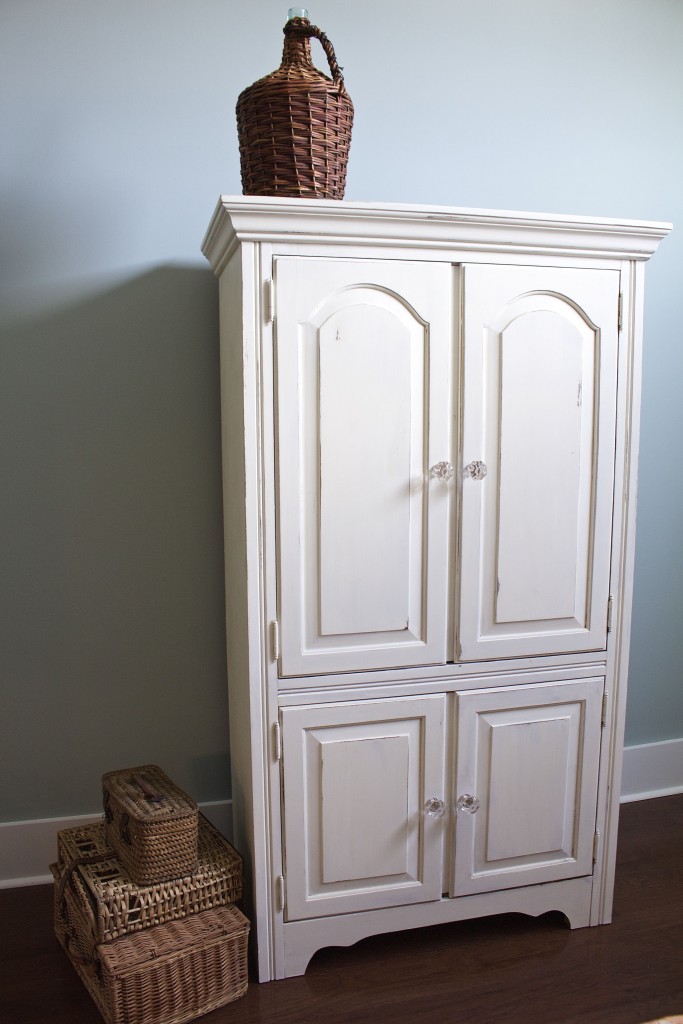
[202,197,670,981]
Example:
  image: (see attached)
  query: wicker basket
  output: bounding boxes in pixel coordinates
[54,815,242,946]
[52,883,249,1024]
[102,765,198,884]
[236,15,353,199]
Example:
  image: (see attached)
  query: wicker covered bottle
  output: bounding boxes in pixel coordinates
[236,11,353,199]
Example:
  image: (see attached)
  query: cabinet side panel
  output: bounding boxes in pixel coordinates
[218,251,271,977]
[592,260,645,925]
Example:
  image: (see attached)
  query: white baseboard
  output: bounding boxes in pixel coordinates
[0,800,232,889]
[2,743,682,890]
[620,738,683,803]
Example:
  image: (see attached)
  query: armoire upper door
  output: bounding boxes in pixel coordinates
[458,264,620,661]
[274,257,453,677]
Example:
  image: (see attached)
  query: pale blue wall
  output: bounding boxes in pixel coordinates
[1,0,681,820]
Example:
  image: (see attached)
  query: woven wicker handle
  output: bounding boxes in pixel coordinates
[288,18,348,94]
[130,772,164,802]
[56,854,106,944]
[309,25,347,92]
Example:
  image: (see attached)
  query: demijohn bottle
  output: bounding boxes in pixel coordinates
[236,9,353,199]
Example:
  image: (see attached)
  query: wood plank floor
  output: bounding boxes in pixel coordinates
[1,794,681,1024]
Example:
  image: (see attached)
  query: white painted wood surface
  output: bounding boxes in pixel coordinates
[275,257,452,676]
[202,197,671,981]
[281,695,446,919]
[453,677,603,895]
[458,264,619,660]
[282,876,594,977]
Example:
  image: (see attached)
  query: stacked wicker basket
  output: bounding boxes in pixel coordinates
[51,765,248,1024]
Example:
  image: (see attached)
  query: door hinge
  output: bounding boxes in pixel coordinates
[265,279,274,324]
[606,596,614,634]
[602,691,609,728]
[593,830,601,864]
[273,721,282,762]
[271,619,280,661]
[276,874,286,914]
[618,292,623,332]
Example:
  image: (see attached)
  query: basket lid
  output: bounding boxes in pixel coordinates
[96,904,249,973]
[102,765,197,822]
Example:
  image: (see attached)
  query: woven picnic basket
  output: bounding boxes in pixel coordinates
[54,815,242,945]
[52,878,249,1024]
[102,765,198,884]
[236,13,353,199]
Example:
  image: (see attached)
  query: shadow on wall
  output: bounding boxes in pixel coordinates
[0,265,231,821]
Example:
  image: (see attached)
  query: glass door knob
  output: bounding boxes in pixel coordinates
[430,462,454,481]
[464,461,487,480]
[424,797,446,817]
[456,793,480,814]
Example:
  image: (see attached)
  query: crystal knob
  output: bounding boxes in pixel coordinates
[430,461,455,481]
[464,461,487,481]
[456,793,480,814]
[424,797,446,818]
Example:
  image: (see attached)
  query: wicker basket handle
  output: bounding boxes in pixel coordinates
[56,854,107,939]
[286,18,348,94]
[130,772,164,802]
[64,929,100,976]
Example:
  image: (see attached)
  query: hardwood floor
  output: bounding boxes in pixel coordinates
[1,795,681,1024]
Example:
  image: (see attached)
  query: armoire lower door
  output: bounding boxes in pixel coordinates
[452,677,604,896]
[280,695,447,920]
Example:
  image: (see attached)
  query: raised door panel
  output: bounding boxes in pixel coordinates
[281,695,447,920]
[275,257,453,677]
[452,677,603,896]
[458,264,619,661]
